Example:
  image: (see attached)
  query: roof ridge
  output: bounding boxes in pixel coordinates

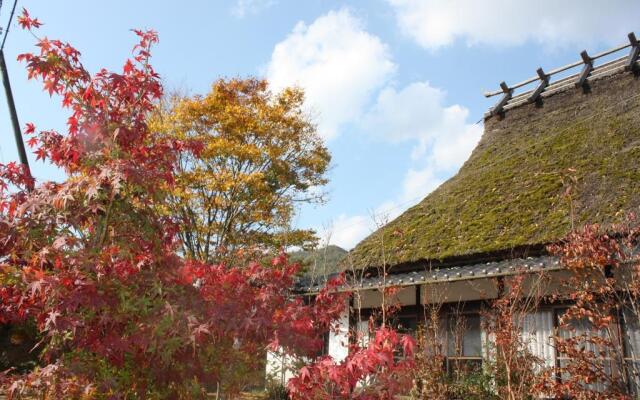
[485,32,639,118]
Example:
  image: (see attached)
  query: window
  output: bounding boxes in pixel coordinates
[520,310,555,371]
[354,308,418,347]
[358,308,418,336]
[445,313,483,375]
[554,308,617,393]
[623,309,640,395]
[389,313,418,335]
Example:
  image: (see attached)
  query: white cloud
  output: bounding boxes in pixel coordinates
[372,168,443,221]
[266,9,396,140]
[362,81,482,170]
[319,214,374,250]
[269,10,483,249]
[231,0,276,18]
[387,0,640,50]
[400,167,443,203]
[362,82,446,143]
[425,105,482,170]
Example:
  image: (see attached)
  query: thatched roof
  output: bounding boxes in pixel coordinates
[348,70,640,270]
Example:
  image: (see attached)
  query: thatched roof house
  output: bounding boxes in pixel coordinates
[348,54,640,273]
[270,36,640,389]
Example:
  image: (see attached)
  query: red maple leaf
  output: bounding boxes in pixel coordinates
[17,8,42,30]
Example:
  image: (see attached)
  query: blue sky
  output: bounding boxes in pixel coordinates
[0,0,638,249]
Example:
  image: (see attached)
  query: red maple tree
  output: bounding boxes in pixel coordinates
[0,10,348,399]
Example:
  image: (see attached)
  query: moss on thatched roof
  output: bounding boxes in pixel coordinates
[348,71,640,270]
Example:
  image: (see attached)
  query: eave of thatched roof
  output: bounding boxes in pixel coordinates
[347,70,640,270]
[303,256,559,293]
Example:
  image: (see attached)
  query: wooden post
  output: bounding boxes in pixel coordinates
[627,32,639,71]
[575,50,593,89]
[489,81,513,117]
[348,294,355,347]
[527,67,549,103]
[415,283,423,325]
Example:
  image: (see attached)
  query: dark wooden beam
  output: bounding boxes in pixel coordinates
[489,81,513,117]
[626,32,639,71]
[575,50,593,88]
[527,67,549,103]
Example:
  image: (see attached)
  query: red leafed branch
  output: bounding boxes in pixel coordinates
[0,10,350,399]
[535,218,640,399]
[287,327,415,400]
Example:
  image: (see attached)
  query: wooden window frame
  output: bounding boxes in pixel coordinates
[552,305,628,391]
[442,311,484,375]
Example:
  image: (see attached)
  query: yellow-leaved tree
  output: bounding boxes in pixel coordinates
[150,78,330,263]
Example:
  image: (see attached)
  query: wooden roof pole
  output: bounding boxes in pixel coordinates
[527,68,549,103]
[489,81,512,117]
[575,50,593,89]
[627,33,639,71]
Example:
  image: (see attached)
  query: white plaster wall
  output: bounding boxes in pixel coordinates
[356,319,371,347]
[265,349,297,385]
[328,299,350,361]
[481,313,493,363]
[265,299,351,384]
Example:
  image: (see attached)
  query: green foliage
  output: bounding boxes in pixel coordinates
[444,370,498,400]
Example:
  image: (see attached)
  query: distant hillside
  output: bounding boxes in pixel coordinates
[289,245,347,278]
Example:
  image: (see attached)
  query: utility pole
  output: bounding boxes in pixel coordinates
[0,0,34,186]
[0,48,30,173]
